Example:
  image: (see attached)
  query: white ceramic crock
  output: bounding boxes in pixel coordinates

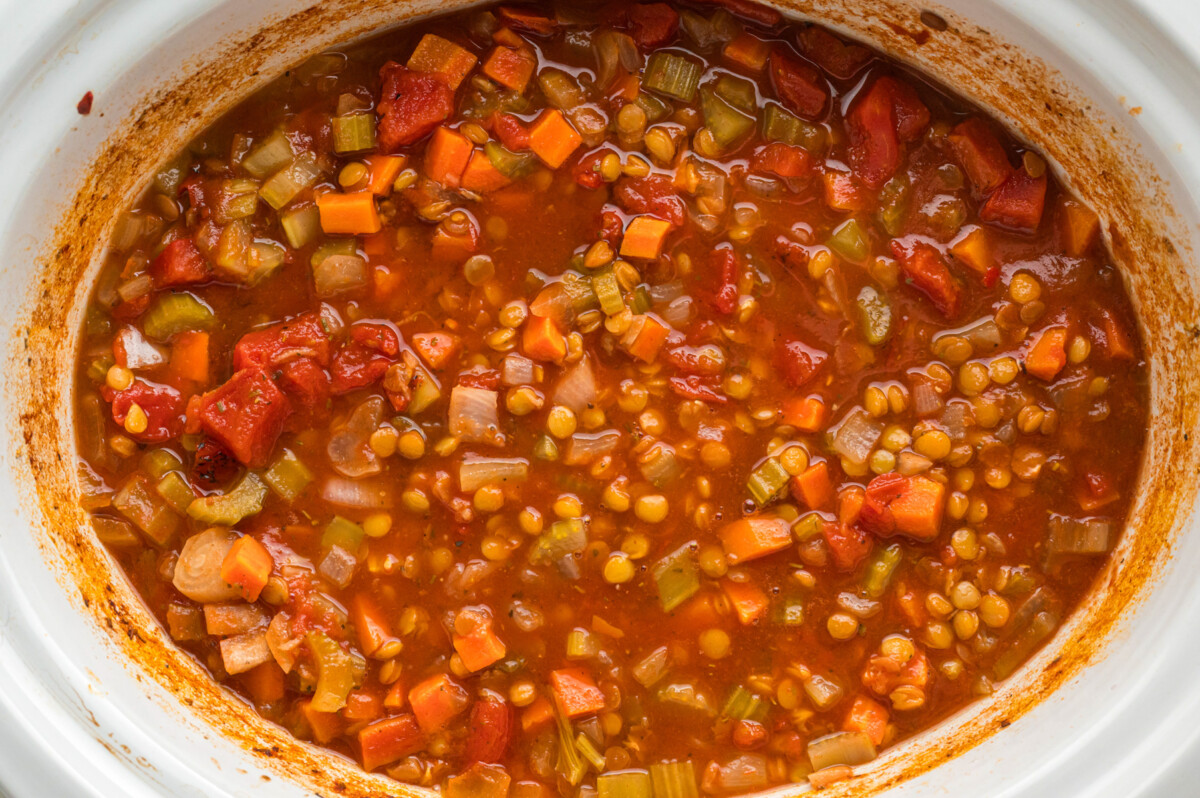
[1,0,1199,796]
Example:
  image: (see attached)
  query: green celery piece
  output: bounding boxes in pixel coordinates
[714,74,756,112]
[700,87,755,148]
[644,52,702,102]
[485,141,536,178]
[650,761,699,798]
[597,770,653,798]
[263,449,314,503]
[555,708,587,786]
[720,685,769,722]
[281,204,321,249]
[533,434,560,462]
[777,599,805,626]
[761,102,826,153]
[529,518,587,564]
[242,130,294,179]
[215,179,260,224]
[653,542,700,611]
[186,472,267,526]
[155,471,196,515]
[142,292,214,342]
[592,269,625,316]
[634,91,672,123]
[877,175,911,237]
[407,365,442,414]
[862,543,903,598]
[562,271,599,314]
[322,515,365,553]
[306,630,365,712]
[828,218,870,263]
[112,473,179,547]
[154,152,192,195]
[259,154,321,210]
[332,113,377,153]
[311,238,358,268]
[747,457,789,506]
[86,352,115,383]
[140,448,183,480]
[856,285,893,346]
[631,284,652,315]
[575,732,607,771]
[794,512,823,541]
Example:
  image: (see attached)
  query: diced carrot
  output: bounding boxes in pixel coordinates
[351,594,394,658]
[896,585,927,627]
[425,126,474,188]
[523,315,567,363]
[241,661,285,704]
[549,668,605,718]
[409,673,470,733]
[1098,309,1135,360]
[792,461,834,510]
[719,515,793,564]
[620,215,673,260]
[362,154,407,196]
[493,26,527,49]
[407,33,479,90]
[362,230,393,259]
[1060,198,1100,257]
[1025,326,1068,381]
[453,618,507,673]
[219,535,272,602]
[609,72,641,102]
[721,578,769,625]
[838,485,866,527]
[169,330,209,384]
[528,109,583,168]
[623,313,670,363]
[446,763,513,798]
[461,150,513,192]
[358,713,425,771]
[886,476,945,541]
[343,690,384,723]
[373,264,405,299]
[497,6,558,35]
[844,694,889,746]
[671,592,724,630]
[591,615,624,639]
[300,699,345,744]
[521,696,555,732]
[316,191,382,235]
[723,32,770,72]
[823,170,866,211]
[431,215,480,260]
[949,226,998,287]
[781,395,827,432]
[412,330,463,369]
[482,45,537,92]
[384,678,408,710]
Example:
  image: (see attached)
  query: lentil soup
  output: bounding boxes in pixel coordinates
[73,1,1148,795]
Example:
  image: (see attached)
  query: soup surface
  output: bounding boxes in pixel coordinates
[74,1,1148,795]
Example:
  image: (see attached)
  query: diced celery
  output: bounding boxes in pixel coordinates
[714,74,756,112]
[155,471,196,515]
[215,218,253,275]
[762,102,826,153]
[281,204,321,249]
[856,285,892,346]
[86,353,115,383]
[632,646,670,687]
[322,515,365,553]
[243,130,295,179]
[656,682,714,714]
[214,179,261,225]
[259,154,321,210]
[306,629,366,712]
[631,284,652,315]
[186,472,267,526]
[877,175,911,237]
[92,515,141,548]
[538,68,588,109]
[576,732,606,771]
[650,761,700,798]
[644,52,702,102]
[747,457,789,506]
[529,518,587,564]
[562,271,600,314]
[700,87,755,148]
[721,685,769,722]
[862,542,902,598]
[142,292,215,342]
[112,474,179,547]
[533,434,559,461]
[248,241,286,285]
[777,599,805,626]
[311,238,359,268]
[484,141,536,178]
[635,91,672,123]
[592,269,625,316]
[555,709,586,786]
[153,152,192,195]
[794,512,823,541]
[653,542,699,612]
[828,218,870,263]
[140,448,183,480]
[598,770,652,798]
[263,449,313,502]
[566,628,598,659]
[332,113,376,153]
[408,365,442,414]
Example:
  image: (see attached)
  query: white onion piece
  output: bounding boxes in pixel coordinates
[318,545,357,589]
[912,380,945,417]
[459,457,529,493]
[564,430,621,465]
[802,674,844,710]
[321,476,392,509]
[116,325,168,370]
[552,358,597,413]
[662,295,695,328]
[807,732,877,771]
[219,631,272,675]
[266,612,300,673]
[940,401,972,441]
[116,273,154,303]
[649,280,684,304]
[449,386,504,446]
[501,353,536,387]
[831,410,883,465]
[708,754,769,792]
[327,396,383,478]
[172,528,241,604]
[313,254,368,298]
[1047,514,1111,554]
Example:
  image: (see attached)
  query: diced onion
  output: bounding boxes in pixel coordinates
[911,379,944,417]
[1047,514,1111,554]
[327,396,383,478]
[552,358,597,413]
[172,528,241,603]
[830,410,883,465]
[662,295,695,328]
[266,612,300,673]
[501,353,536,387]
[318,545,357,589]
[802,674,844,710]
[649,280,685,304]
[459,457,529,492]
[632,646,670,687]
[807,732,877,771]
[116,326,168,370]
[313,254,368,298]
[449,386,504,446]
[940,401,972,441]
[219,631,272,675]
[564,430,622,466]
[707,754,769,792]
[116,273,154,303]
[320,476,393,509]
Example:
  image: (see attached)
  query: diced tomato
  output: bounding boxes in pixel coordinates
[708,246,739,315]
[668,375,727,404]
[195,368,293,467]
[947,118,1012,193]
[464,695,513,764]
[598,209,624,244]
[798,26,871,79]
[889,238,962,317]
[190,437,239,487]
[844,694,889,746]
[179,175,211,218]
[1078,468,1119,511]
[497,6,559,35]
[456,366,502,390]
[750,142,811,179]
[109,380,185,443]
[376,62,455,151]
[890,79,930,142]
[233,311,333,370]
[628,3,679,49]
[150,239,212,287]
[493,112,531,151]
[278,358,332,413]
[768,46,828,120]
[846,77,900,190]
[573,151,607,190]
[980,167,1047,233]
[330,322,400,394]
[822,521,873,571]
[823,170,866,211]
[614,175,686,227]
[858,473,945,541]
[774,234,809,272]
[775,338,828,389]
[112,293,151,321]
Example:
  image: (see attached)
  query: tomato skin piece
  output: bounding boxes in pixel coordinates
[775,338,828,389]
[573,151,607,190]
[628,3,680,49]
[234,311,333,370]
[708,246,739,315]
[668,375,727,404]
[858,472,907,536]
[492,112,531,151]
[376,62,455,151]
[464,696,513,764]
[278,358,331,413]
[150,239,212,287]
[195,368,293,467]
[889,238,962,318]
[614,175,686,227]
[190,437,239,487]
[109,380,185,443]
[768,46,828,120]
[980,167,1048,233]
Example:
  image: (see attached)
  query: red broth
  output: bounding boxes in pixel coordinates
[74,1,1147,794]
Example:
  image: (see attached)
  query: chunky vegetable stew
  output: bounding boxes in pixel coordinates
[75,0,1148,794]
